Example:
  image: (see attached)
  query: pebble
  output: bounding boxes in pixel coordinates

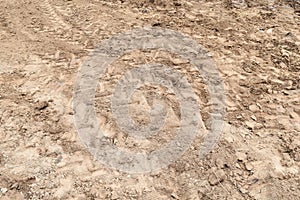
[0,188,8,194]
[236,152,247,161]
[239,187,248,194]
[245,121,255,129]
[245,162,254,171]
[171,193,179,199]
[35,101,49,110]
[249,104,260,112]
[289,111,299,120]
[171,58,188,65]
[231,0,247,8]
[208,169,226,186]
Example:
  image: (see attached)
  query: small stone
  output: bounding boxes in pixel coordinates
[294,152,300,162]
[48,125,62,134]
[35,101,49,110]
[279,62,287,68]
[266,28,273,34]
[1,188,8,194]
[281,49,290,57]
[283,90,290,95]
[245,162,254,171]
[171,58,188,65]
[251,115,257,121]
[236,115,242,119]
[171,193,179,199]
[289,111,299,120]
[236,152,247,161]
[249,104,260,112]
[285,80,294,90]
[10,183,19,189]
[245,121,255,129]
[231,0,247,8]
[239,187,248,194]
[208,169,226,186]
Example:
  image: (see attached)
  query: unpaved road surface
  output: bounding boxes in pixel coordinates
[0,0,300,199]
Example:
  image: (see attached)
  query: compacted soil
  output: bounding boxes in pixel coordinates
[0,0,299,199]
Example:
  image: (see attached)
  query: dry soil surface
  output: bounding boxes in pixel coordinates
[0,0,300,199]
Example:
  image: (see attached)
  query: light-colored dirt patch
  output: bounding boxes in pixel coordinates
[0,0,299,199]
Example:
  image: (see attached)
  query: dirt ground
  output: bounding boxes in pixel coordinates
[0,0,300,199]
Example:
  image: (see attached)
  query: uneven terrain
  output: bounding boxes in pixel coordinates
[0,0,299,199]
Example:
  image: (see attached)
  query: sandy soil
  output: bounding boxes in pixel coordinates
[0,0,299,199]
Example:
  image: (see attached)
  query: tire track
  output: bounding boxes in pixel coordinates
[26,0,130,50]
[37,0,71,31]
[55,1,75,17]
[0,10,12,37]
[28,0,87,48]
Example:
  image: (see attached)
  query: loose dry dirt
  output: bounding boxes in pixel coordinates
[0,0,299,199]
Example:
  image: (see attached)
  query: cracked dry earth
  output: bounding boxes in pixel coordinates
[0,0,300,199]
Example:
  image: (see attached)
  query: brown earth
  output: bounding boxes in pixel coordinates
[0,0,300,199]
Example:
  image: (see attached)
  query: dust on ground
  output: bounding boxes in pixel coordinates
[0,0,299,199]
